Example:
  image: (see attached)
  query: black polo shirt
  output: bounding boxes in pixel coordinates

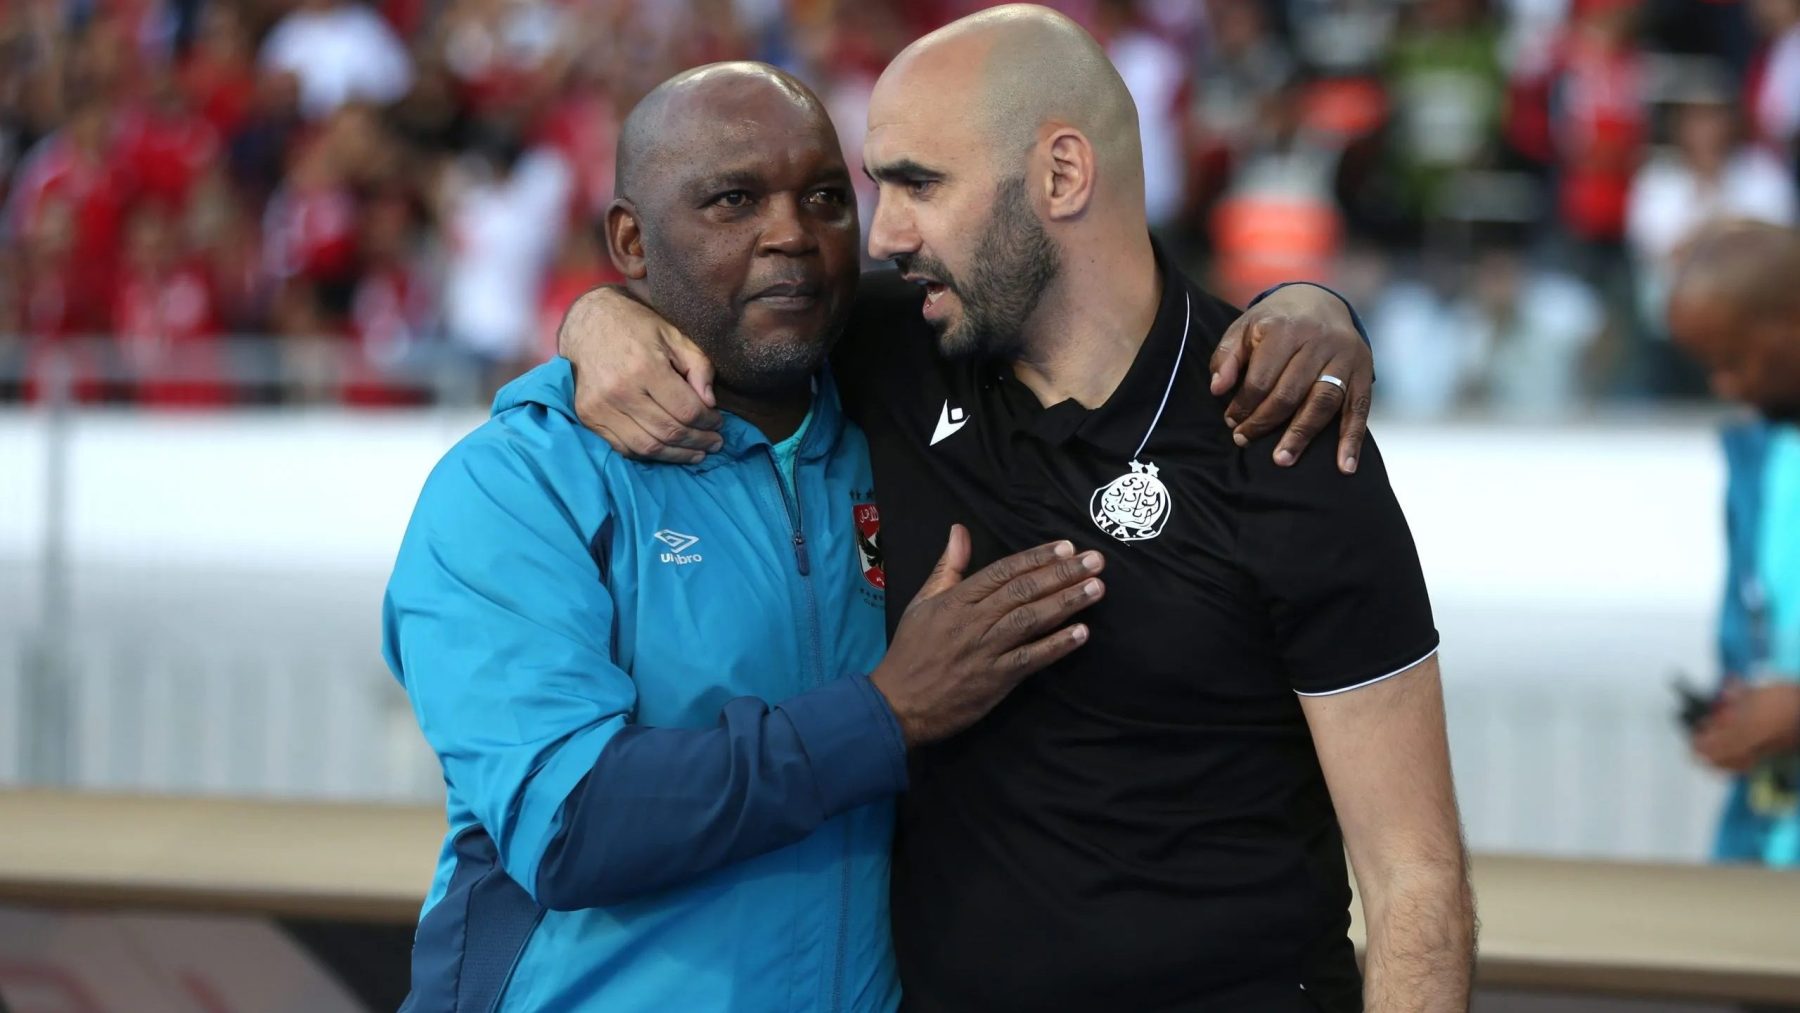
[830,254,1438,1013]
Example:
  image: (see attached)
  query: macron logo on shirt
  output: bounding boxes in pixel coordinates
[654,529,702,565]
[931,400,970,446]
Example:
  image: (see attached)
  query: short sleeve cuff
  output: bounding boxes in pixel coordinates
[781,674,909,815]
[1293,640,1441,698]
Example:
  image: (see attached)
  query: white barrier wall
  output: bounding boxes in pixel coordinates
[0,408,1741,860]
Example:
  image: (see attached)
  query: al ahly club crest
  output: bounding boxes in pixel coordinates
[853,503,885,589]
[1090,459,1172,542]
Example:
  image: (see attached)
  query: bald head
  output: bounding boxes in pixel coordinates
[881,4,1144,196]
[616,62,832,209]
[1670,221,1800,321]
[1668,220,1800,414]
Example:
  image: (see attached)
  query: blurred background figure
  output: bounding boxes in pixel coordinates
[435,115,570,397]
[258,0,413,120]
[1628,59,1796,338]
[1667,221,1800,869]
[1749,0,1800,173]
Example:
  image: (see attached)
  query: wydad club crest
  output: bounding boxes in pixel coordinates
[853,503,885,589]
[1090,460,1172,542]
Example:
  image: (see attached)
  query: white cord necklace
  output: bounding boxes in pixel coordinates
[1089,290,1189,543]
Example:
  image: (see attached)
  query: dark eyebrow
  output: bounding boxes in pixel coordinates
[688,170,764,197]
[863,159,945,184]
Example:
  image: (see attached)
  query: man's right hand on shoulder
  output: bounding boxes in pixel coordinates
[871,525,1104,746]
[558,286,725,464]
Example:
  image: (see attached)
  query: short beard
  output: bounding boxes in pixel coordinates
[904,174,1060,360]
[694,324,832,398]
[643,261,837,399]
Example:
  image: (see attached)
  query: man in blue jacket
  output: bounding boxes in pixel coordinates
[382,63,1109,1012]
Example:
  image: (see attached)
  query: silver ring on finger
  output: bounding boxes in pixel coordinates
[1316,373,1346,391]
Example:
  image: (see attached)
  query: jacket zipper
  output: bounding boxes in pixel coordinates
[763,449,851,1012]
[764,449,811,579]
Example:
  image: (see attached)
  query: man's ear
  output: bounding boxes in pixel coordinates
[605,199,648,280]
[1041,127,1096,221]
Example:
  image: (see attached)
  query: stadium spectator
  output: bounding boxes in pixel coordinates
[1187,0,1297,212]
[538,57,624,221]
[1548,0,1649,249]
[1627,61,1797,325]
[1365,253,1486,418]
[346,190,436,404]
[118,65,221,212]
[225,64,304,205]
[1382,0,1505,227]
[1096,0,1190,229]
[437,0,569,114]
[1465,228,1605,415]
[180,2,260,140]
[261,124,361,324]
[5,91,129,335]
[1749,0,1800,167]
[1209,71,1347,305]
[113,202,229,406]
[0,0,1792,410]
[436,117,571,395]
[259,0,414,120]
[1286,0,1398,75]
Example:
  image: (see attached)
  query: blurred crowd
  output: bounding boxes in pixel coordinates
[0,0,1796,412]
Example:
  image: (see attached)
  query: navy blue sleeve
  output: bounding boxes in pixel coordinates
[1249,282,1372,349]
[535,673,908,910]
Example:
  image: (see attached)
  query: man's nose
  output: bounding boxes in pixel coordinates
[759,196,818,256]
[867,191,918,263]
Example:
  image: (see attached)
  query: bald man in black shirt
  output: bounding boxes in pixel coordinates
[558,6,1472,1011]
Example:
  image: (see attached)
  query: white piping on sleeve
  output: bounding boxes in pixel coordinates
[1292,645,1440,698]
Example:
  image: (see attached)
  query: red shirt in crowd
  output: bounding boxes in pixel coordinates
[262,180,359,285]
[116,104,221,209]
[7,134,132,329]
[113,259,230,407]
[1551,23,1646,242]
[540,86,620,220]
[180,53,258,139]
[344,262,433,405]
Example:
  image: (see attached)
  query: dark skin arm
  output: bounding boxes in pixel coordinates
[558,281,1375,472]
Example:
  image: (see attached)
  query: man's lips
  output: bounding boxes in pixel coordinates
[748,281,822,310]
[903,273,950,309]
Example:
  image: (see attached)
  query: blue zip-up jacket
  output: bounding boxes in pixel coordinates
[1714,420,1800,866]
[382,358,907,1012]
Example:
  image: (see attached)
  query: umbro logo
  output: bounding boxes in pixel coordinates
[930,400,969,446]
[654,529,703,565]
